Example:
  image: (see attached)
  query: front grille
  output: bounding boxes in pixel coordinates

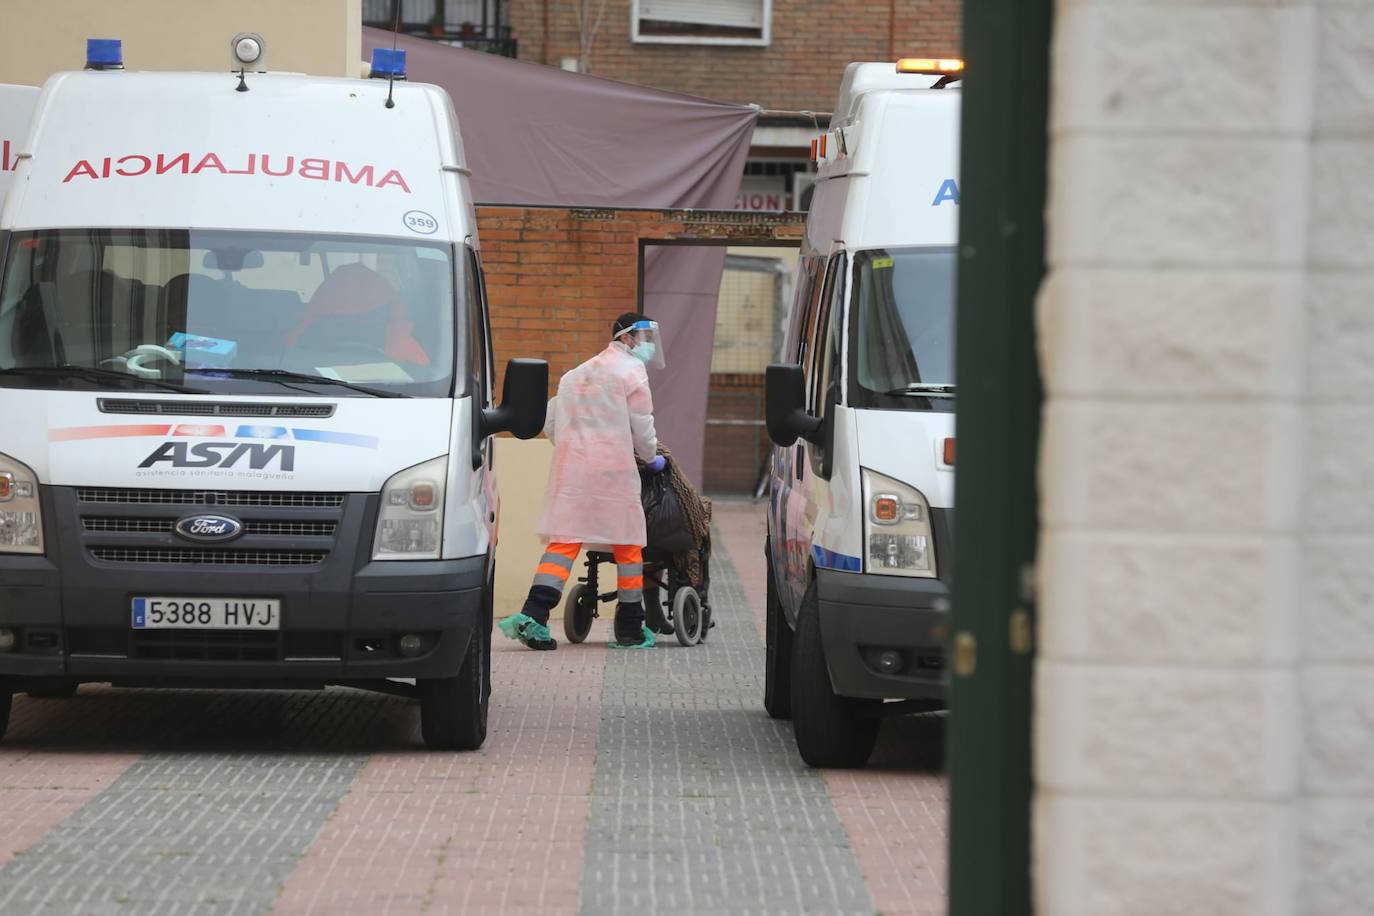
[132,629,280,662]
[245,520,338,537]
[69,628,346,662]
[98,399,335,418]
[84,518,173,533]
[78,488,344,508]
[83,517,338,537]
[90,547,327,566]
[73,486,347,569]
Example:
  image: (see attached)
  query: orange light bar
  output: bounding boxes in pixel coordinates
[943,437,955,466]
[819,134,828,158]
[897,57,965,75]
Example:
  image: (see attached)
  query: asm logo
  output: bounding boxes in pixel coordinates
[138,441,295,471]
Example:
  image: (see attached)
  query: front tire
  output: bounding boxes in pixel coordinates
[764,547,793,720]
[790,582,879,768]
[420,624,489,751]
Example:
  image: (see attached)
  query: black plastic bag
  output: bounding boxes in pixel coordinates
[640,468,694,554]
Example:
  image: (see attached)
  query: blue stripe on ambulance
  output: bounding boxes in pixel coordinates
[812,544,861,573]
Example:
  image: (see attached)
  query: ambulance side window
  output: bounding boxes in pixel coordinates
[794,254,825,370]
[810,253,845,418]
[464,246,490,407]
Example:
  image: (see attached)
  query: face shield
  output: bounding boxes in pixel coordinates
[615,319,666,370]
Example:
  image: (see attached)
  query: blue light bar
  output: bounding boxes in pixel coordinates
[85,38,124,71]
[369,48,407,80]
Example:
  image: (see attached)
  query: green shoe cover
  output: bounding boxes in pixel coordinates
[499,613,556,650]
[609,625,656,650]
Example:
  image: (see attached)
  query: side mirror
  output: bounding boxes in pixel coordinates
[481,358,548,440]
[765,363,822,447]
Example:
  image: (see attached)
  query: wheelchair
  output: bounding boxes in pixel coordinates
[561,541,712,648]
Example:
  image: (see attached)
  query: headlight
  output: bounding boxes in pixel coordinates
[0,451,43,555]
[862,468,935,578]
[373,455,447,560]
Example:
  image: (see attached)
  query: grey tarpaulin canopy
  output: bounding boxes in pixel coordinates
[363,28,758,487]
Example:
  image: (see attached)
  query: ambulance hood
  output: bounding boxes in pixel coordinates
[4,71,468,242]
[853,407,955,511]
[4,391,454,492]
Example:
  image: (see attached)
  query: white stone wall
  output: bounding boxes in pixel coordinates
[1038,0,1374,912]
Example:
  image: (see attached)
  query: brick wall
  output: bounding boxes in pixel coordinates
[477,207,640,391]
[475,206,804,396]
[506,0,961,112]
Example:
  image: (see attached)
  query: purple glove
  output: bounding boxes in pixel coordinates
[647,455,667,473]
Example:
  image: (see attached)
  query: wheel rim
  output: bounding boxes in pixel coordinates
[564,585,594,643]
[675,589,702,645]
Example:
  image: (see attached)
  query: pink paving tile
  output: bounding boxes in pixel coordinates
[712,498,949,916]
[273,640,608,916]
[0,694,141,867]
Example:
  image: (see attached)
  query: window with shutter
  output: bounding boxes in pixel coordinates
[632,0,771,46]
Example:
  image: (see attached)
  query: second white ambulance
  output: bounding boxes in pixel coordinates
[765,59,961,767]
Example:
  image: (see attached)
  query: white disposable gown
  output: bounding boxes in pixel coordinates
[537,341,658,545]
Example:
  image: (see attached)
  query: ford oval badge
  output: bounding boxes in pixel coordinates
[174,514,244,543]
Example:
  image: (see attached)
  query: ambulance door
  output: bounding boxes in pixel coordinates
[791,253,845,588]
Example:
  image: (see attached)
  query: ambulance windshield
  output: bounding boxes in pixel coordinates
[850,246,956,412]
[0,229,462,398]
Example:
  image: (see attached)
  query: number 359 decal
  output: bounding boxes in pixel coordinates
[403,209,439,235]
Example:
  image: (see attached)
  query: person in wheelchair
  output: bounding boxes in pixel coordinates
[500,312,666,651]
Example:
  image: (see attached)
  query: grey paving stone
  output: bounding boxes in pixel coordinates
[0,751,364,914]
[0,687,415,915]
[580,531,877,916]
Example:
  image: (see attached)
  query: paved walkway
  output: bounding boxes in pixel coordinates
[0,500,946,915]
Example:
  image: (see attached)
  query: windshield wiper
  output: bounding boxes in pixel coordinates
[0,365,207,394]
[186,367,408,398]
[885,383,956,398]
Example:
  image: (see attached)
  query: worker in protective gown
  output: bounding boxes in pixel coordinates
[499,313,667,650]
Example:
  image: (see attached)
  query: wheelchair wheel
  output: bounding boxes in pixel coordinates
[563,584,594,644]
[644,584,674,635]
[673,587,704,647]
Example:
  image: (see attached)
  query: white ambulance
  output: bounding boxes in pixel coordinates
[764,59,961,767]
[0,40,547,750]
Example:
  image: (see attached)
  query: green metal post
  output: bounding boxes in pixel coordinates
[947,0,1052,913]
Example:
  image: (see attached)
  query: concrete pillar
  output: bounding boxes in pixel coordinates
[1036,1,1326,912]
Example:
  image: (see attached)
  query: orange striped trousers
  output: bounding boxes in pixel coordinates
[531,542,644,604]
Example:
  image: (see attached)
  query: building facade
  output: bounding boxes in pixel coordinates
[507,0,959,111]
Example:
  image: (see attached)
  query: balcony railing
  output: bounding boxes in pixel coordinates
[363,0,518,57]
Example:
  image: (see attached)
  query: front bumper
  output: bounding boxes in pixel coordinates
[816,568,949,702]
[0,487,487,685]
